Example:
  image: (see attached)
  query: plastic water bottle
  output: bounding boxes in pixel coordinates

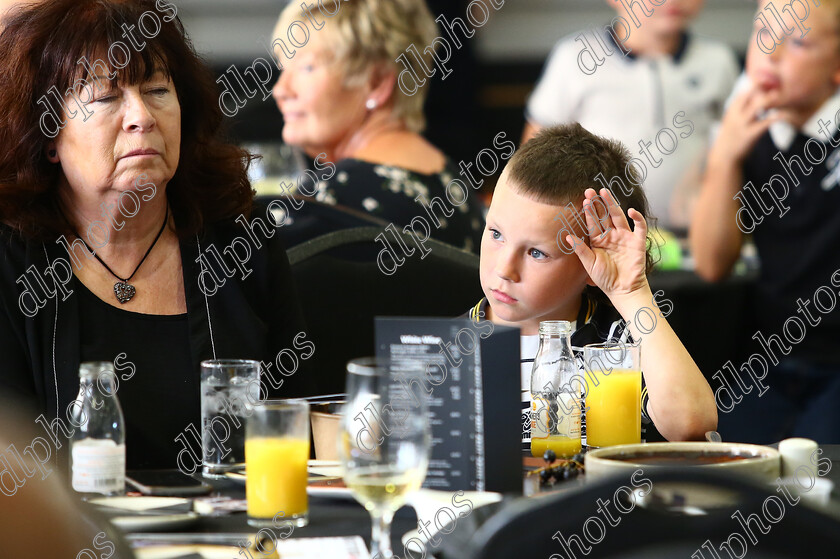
[530,321,582,458]
[70,361,126,496]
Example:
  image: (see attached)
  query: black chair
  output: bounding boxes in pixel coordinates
[433,468,840,559]
[648,269,757,385]
[256,194,390,249]
[288,227,483,395]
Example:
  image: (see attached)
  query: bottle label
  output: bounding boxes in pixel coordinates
[72,441,125,493]
[531,394,581,439]
[558,393,581,438]
[531,396,547,439]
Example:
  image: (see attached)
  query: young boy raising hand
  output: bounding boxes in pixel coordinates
[470,124,717,442]
[691,0,840,442]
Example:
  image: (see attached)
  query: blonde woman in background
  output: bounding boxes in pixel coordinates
[271,0,486,251]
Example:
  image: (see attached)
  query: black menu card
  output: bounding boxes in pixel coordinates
[375,317,521,494]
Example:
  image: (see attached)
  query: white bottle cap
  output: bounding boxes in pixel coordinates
[778,437,818,478]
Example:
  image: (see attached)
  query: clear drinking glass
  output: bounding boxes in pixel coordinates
[200,359,260,478]
[244,142,308,196]
[339,358,431,559]
[246,400,310,528]
[583,342,642,448]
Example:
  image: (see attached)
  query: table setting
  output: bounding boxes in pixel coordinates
[69,333,840,559]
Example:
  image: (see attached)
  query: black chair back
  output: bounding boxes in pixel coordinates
[256,194,389,249]
[435,468,840,559]
[288,227,482,394]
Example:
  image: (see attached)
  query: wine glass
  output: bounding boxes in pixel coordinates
[339,358,431,559]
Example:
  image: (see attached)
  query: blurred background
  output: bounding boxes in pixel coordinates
[177,0,756,161]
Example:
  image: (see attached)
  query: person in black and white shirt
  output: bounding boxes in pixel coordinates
[691,0,840,444]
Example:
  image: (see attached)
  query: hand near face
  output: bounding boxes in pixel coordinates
[710,83,779,166]
[566,188,649,301]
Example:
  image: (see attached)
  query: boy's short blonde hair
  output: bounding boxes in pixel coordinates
[509,123,656,275]
[276,0,438,133]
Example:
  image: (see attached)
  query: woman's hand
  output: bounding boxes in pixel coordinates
[566,188,649,303]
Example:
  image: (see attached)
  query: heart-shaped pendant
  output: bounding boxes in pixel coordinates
[114,282,136,304]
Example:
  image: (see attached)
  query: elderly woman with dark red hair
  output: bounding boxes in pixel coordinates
[0,0,310,469]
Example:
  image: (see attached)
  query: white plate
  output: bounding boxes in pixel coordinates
[585,442,781,482]
[309,459,341,468]
[89,496,192,511]
[226,460,343,484]
[306,485,354,500]
[108,513,200,532]
[134,545,243,559]
[211,480,372,501]
[308,460,342,477]
[224,471,247,484]
[88,496,200,532]
[224,472,341,485]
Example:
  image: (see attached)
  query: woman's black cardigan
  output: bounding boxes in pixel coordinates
[0,208,312,427]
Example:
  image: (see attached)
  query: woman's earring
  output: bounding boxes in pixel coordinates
[365,99,377,110]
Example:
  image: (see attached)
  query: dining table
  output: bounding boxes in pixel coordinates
[108,443,840,559]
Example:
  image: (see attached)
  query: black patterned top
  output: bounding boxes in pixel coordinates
[312,158,485,252]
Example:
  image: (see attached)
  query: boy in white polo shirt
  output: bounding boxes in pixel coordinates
[523,0,738,230]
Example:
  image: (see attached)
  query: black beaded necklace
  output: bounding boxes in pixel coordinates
[69,205,169,304]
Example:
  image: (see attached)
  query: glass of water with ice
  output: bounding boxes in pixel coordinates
[200,359,261,478]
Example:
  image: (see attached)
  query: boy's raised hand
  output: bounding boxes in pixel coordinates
[567,188,649,302]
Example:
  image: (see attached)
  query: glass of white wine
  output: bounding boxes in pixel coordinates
[339,357,430,559]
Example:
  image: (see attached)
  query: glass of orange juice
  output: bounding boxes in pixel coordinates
[246,399,310,527]
[583,342,641,448]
